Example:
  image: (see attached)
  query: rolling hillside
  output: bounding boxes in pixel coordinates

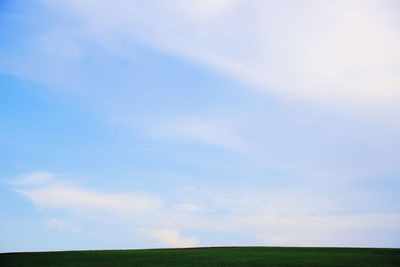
[1,246,400,266]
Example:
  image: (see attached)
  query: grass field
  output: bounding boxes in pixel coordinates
[1,247,399,266]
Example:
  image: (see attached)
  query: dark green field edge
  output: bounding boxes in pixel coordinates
[1,246,400,267]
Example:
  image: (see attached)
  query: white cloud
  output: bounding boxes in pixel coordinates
[173,203,206,212]
[151,116,249,152]
[38,27,82,59]
[5,0,400,167]
[12,172,54,185]
[10,172,400,247]
[14,172,162,217]
[18,186,162,215]
[249,213,400,247]
[137,228,198,247]
[41,0,400,112]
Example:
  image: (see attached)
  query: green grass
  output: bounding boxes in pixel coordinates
[1,247,399,266]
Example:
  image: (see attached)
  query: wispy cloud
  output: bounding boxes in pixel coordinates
[173,203,206,212]
[151,115,249,152]
[18,186,162,215]
[10,171,400,248]
[41,0,400,112]
[12,172,54,185]
[14,172,162,216]
[137,228,198,247]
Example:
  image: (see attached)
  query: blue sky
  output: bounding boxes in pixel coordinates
[1,0,400,252]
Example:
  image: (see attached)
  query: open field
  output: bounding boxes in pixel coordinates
[1,247,400,266]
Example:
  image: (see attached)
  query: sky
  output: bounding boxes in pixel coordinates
[1,0,400,252]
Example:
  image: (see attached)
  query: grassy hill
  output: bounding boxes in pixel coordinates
[1,246,399,266]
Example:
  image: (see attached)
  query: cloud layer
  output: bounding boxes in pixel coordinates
[42,0,400,111]
[12,172,400,248]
